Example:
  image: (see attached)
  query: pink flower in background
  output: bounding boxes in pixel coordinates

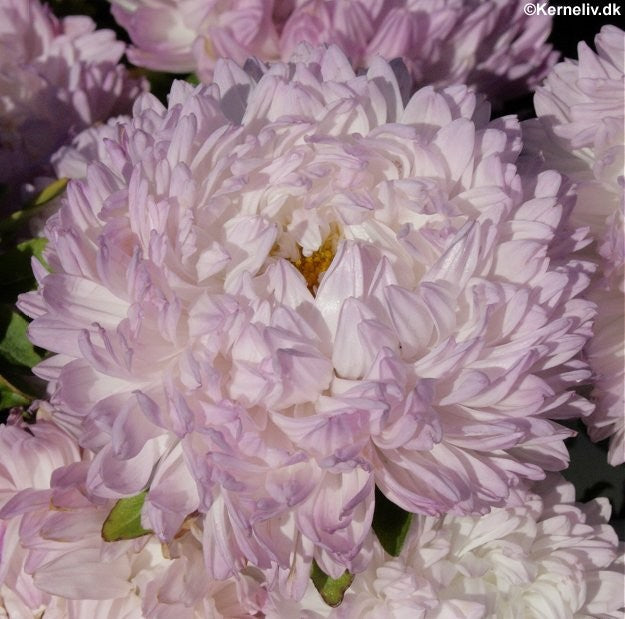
[0,0,145,212]
[0,416,79,616]
[109,0,279,82]
[586,205,625,466]
[275,0,557,102]
[280,475,624,618]
[50,116,130,181]
[19,46,595,591]
[524,26,625,465]
[25,116,131,236]
[110,0,556,102]
[0,451,266,617]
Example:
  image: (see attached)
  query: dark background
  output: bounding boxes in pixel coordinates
[550,0,623,57]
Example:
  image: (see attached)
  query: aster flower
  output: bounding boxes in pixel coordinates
[110,0,557,102]
[50,115,130,182]
[0,0,144,213]
[109,0,279,82]
[524,26,625,465]
[0,414,80,617]
[276,475,624,618]
[276,0,558,102]
[24,116,130,236]
[19,46,595,589]
[0,419,264,618]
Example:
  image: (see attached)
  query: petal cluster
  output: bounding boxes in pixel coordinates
[109,0,557,102]
[0,415,79,616]
[25,116,131,236]
[19,46,595,588]
[281,475,625,618]
[275,0,557,102]
[524,26,625,465]
[0,0,144,210]
[109,0,279,82]
[0,417,265,617]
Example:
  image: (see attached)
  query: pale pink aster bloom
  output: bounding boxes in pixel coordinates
[50,115,130,181]
[110,0,279,82]
[524,26,625,465]
[275,0,557,102]
[263,582,331,618]
[0,457,267,617]
[0,0,144,211]
[109,0,553,101]
[19,46,595,589]
[25,116,131,236]
[0,416,79,617]
[284,475,624,618]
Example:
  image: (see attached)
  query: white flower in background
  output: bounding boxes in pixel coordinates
[110,0,557,102]
[524,26,625,465]
[0,416,79,617]
[0,416,266,618]
[109,0,279,81]
[280,475,624,618]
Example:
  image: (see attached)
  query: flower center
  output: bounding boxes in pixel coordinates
[291,230,339,294]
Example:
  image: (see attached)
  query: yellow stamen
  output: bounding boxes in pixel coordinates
[292,231,339,294]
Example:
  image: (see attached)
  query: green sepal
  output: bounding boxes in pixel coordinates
[0,306,46,411]
[310,560,353,607]
[372,487,413,557]
[0,375,30,409]
[101,491,152,542]
[31,177,69,208]
[0,178,67,237]
[0,305,44,368]
[0,359,46,409]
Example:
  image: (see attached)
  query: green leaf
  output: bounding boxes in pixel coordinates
[101,491,152,542]
[0,304,46,413]
[0,178,67,237]
[0,238,48,302]
[0,305,44,368]
[0,376,30,409]
[31,177,69,208]
[372,487,413,557]
[310,561,353,607]
[19,237,48,264]
[0,358,47,411]
[186,73,200,85]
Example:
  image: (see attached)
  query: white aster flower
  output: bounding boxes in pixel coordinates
[283,475,624,618]
[524,26,625,465]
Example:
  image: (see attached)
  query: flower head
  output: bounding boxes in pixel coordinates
[24,116,131,236]
[0,415,80,616]
[524,26,625,465]
[0,0,145,211]
[0,438,266,618]
[19,46,595,588]
[282,475,624,618]
[113,0,557,102]
[275,0,557,102]
[109,0,279,82]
